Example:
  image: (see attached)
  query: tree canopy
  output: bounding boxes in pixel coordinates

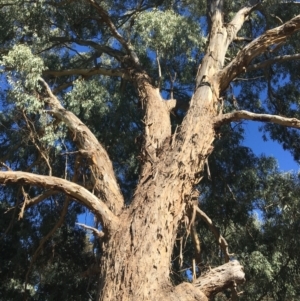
[1,0,300,300]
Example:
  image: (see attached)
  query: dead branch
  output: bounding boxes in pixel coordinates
[24,199,70,292]
[43,66,130,80]
[76,222,104,238]
[22,190,59,208]
[193,260,245,298]
[195,206,233,263]
[214,110,300,129]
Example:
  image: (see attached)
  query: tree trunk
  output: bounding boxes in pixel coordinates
[96,2,248,300]
[5,1,300,300]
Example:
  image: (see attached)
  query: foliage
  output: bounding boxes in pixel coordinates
[1,0,300,300]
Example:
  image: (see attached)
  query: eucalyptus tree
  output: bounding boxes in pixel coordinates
[1,0,300,300]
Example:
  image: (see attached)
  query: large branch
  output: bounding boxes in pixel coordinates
[193,260,245,298]
[0,171,119,230]
[227,3,259,43]
[219,14,300,91]
[39,78,124,215]
[214,110,300,129]
[194,2,257,93]
[247,53,300,72]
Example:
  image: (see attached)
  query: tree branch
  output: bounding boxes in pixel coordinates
[22,190,59,208]
[76,222,104,238]
[195,206,233,263]
[43,66,130,80]
[38,77,124,215]
[84,0,140,65]
[219,14,300,91]
[25,199,70,291]
[247,53,300,72]
[193,260,245,298]
[0,171,119,230]
[49,37,127,62]
[214,110,300,129]
[227,3,259,42]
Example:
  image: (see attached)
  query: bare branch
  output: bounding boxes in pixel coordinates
[49,37,127,62]
[214,110,300,129]
[219,14,300,91]
[22,190,59,208]
[76,222,104,238]
[234,36,253,42]
[0,171,119,230]
[84,0,140,65]
[195,206,233,263]
[25,199,70,291]
[43,66,130,80]
[247,53,300,72]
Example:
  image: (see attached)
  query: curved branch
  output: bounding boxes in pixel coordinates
[219,14,300,91]
[247,53,300,72]
[195,206,233,262]
[39,78,124,215]
[214,110,300,129]
[0,171,119,230]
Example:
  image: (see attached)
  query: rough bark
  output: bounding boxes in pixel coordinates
[39,78,124,216]
[2,1,300,301]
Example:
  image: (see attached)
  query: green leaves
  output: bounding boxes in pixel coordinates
[2,45,46,81]
[1,45,46,113]
[133,9,205,59]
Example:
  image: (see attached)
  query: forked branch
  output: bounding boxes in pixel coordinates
[214,110,300,129]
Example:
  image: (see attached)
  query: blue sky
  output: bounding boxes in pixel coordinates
[243,121,299,172]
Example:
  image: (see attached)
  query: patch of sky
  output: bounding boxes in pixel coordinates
[243,121,298,172]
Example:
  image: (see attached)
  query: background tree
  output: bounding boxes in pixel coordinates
[1,0,300,300]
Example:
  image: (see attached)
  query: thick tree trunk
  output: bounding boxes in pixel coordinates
[7,2,300,300]
[96,2,248,300]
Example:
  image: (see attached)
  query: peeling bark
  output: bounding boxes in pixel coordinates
[194,261,245,298]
